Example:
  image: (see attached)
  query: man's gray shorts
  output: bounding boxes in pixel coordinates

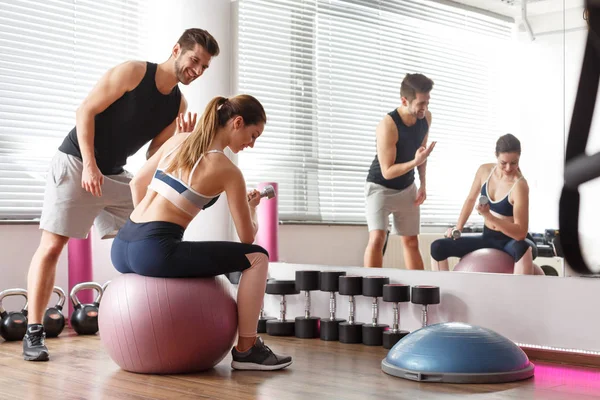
[39,151,134,239]
[365,182,420,236]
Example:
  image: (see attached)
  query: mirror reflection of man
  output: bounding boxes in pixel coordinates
[363,73,436,269]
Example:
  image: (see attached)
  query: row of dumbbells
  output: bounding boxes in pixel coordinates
[0,281,109,341]
[258,271,440,349]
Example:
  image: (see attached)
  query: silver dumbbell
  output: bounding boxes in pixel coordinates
[450,228,461,240]
[451,196,489,240]
[259,185,276,199]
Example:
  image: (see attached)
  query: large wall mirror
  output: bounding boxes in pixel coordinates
[235,0,592,276]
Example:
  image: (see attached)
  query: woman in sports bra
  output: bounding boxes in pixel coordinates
[110,94,292,371]
[430,134,536,274]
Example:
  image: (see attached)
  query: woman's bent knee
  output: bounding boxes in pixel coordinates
[508,240,533,262]
[245,252,269,271]
[430,239,447,262]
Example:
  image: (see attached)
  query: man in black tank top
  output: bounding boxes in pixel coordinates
[23,29,220,362]
[364,73,437,270]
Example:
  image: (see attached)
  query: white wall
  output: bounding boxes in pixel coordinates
[278,225,444,268]
[278,224,368,266]
[0,226,66,312]
[513,12,567,233]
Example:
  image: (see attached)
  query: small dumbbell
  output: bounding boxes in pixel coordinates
[382,284,411,349]
[0,288,28,341]
[43,286,66,338]
[472,195,490,219]
[265,280,299,336]
[295,270,320,338]
[450,228,461,240]
[338,275,364,344]
[259,185,276,199]
[249,185,276,202]
[411,285,440,327]
[319,270,346,341]
[362,276,390,346]
[70,282,104,335]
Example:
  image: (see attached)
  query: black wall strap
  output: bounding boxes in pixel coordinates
[559,1,600,274]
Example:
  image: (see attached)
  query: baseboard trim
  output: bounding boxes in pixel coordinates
[521,347,600,368]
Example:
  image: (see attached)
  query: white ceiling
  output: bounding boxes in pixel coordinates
[448,0,584,18]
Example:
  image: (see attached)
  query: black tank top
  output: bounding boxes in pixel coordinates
[59,62,182,175]
[366,109,429,190]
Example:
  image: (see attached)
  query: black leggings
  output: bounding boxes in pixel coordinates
[430,227,535,262]
[111,219,268,277]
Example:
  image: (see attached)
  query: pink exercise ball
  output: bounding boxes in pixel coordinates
[98,273,238,374]
[453,248,545,275]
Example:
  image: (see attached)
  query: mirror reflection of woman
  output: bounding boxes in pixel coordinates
[430,134,535,275]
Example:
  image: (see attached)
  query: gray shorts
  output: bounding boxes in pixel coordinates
[39,151,134,239]
[365,182,420,236]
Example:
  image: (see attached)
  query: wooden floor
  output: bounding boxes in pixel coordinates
[1,329,600,400]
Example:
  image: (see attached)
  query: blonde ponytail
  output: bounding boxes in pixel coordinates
[165,96,227,175]
[165,94,266,175]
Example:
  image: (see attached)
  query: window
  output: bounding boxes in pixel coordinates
[236,0,515,225]
[0,0,146,220]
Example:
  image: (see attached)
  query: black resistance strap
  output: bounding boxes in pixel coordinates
[560,1,600,274]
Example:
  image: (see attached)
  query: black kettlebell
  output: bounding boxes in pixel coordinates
[43,286,66,338]
[0,288,28,341]
[70,282,103,335]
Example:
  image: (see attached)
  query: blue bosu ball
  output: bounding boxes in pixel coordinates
[381,322,535,383]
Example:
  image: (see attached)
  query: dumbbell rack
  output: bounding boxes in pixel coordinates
[260,270,441,349]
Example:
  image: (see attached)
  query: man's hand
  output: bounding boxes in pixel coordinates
[415,186,427,206]
[176,112,198,134]
[414,141,436,166]
[82,163,104,197]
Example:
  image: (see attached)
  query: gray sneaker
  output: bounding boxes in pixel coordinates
[23,325,49,362]
[231,336,292,371]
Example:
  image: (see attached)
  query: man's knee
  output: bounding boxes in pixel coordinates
[401,235,419,249]
[38,231,70,259]
[368,230,387,249]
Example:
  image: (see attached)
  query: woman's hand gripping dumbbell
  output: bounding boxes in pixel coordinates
[476,195,489,216]
[447,196,489,239]
[247,184,276,207]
